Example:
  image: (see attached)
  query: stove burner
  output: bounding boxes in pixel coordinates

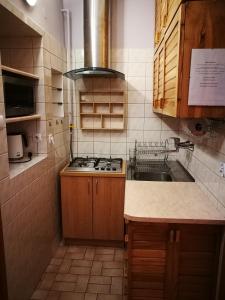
[68,157,122,172]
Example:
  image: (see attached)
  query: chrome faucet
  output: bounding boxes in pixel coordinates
[170,137,194,152]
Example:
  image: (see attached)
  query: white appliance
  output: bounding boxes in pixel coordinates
[7,134,24,159]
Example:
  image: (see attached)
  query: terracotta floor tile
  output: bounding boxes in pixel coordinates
[42,273,57,281]
[46,290,61,300]
[67,246,86,254]
[85,293,97,300]
[95,248,115,255]
[87,284,110,294]
[51,258,63,266]
[102,269,123,277]
[54,247,67,258]
[31,246,126,300]
[66,252,86,260]
[58,259,72,273]
[114,250,124,262]
[85,248,95,260]
[59,292,85,300]
[91,261,102,276]
[74,275,89,292]
[97,295,122,300]
[111,277,123,295]
[51,282,76,292]
[71,260,92,267]
[70,266,91,275]
[46,265,60,273]
[89,276,111,285]
[39,278,55,290]
[94,254,114,262]
[31,289,48,299]
[56,273,78,283]
[103,262,124,269]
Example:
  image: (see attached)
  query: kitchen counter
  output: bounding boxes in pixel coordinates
[124,181,225,224]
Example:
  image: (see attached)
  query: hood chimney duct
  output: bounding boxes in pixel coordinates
[84,0,110,68]
[64,0,124,80]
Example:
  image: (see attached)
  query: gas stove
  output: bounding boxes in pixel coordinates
[67,157,123,173]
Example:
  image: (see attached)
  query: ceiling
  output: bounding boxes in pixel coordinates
[0,4,41,37]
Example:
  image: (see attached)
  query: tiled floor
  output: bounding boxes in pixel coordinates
[30,245,127,300]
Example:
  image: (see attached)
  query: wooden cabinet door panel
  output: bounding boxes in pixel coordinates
[179,1,225,118]
[174,224,222,300]
[128,223,173,300]
[61,176,93,239]
[93,177,125,241]
[162,6,182,117]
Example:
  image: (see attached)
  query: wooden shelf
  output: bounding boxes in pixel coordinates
[80,91,124,95]
[6,114,41,124]
[79,91,125,130]
[81,128,124,131]
[1,65,39,80]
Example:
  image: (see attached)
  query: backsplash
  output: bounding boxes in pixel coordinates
[178,120,225,212]
[71,48,180,160]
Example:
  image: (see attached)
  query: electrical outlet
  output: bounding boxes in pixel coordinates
[219,162,225,178]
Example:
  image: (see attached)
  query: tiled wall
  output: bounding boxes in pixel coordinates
[178,120,225,214]
[71,48,180,160]
[0,2,70,299]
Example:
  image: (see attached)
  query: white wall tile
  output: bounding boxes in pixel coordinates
[144,118,162,131]
[94,142,110,155]
[128,104,145,118]
[110,142,127,155]
[128,77,146,91]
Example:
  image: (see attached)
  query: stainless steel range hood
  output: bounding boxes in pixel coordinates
[64,0,124,80]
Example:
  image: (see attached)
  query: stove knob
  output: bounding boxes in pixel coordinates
[95,167,99,170]
[101,167,105,170]
[112,167,117,171]
[106,167,111,171]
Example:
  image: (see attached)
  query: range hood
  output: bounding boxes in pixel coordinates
[64,0,125,80]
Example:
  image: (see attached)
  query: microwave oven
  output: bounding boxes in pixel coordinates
[2,71,35,118]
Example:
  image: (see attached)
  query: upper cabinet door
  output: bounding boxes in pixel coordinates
[153,1,225,118]
[93,177,125,241]
[61,176,93,239]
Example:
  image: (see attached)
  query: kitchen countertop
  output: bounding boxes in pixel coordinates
[124,181,225,224]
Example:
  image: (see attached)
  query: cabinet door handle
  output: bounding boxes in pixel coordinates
[95,179,98,194]
[169,230,174,243]
[175,230,180,243]
[88,180,90,194]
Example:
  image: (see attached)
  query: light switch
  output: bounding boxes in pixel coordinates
[219,162,225,178]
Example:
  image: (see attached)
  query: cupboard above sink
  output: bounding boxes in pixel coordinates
[153,0,225,118]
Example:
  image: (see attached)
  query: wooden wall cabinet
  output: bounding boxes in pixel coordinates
[61,175,125,241]
[79,91,125,130]
[153,1,225,118]
[127,222,225,300]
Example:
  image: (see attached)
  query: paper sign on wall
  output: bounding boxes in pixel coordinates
[188,49,225,106]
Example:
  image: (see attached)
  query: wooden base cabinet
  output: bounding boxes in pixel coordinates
[127,222,225,300]
[61,175,125,241]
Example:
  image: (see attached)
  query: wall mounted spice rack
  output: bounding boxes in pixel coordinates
[79,91,125,130]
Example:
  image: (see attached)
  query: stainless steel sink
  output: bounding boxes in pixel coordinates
[127,160,195,182]
[133,171,172,181]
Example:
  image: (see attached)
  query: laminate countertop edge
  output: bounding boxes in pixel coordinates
[124,181,225,225]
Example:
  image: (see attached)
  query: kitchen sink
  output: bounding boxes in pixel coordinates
[127,160,194,182]
[133,171,172,181]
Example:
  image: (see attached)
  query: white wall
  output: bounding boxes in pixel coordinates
[7,0,65,44]
[63,0,155,49]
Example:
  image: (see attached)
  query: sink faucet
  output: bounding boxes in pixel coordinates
[170,137,194,152]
